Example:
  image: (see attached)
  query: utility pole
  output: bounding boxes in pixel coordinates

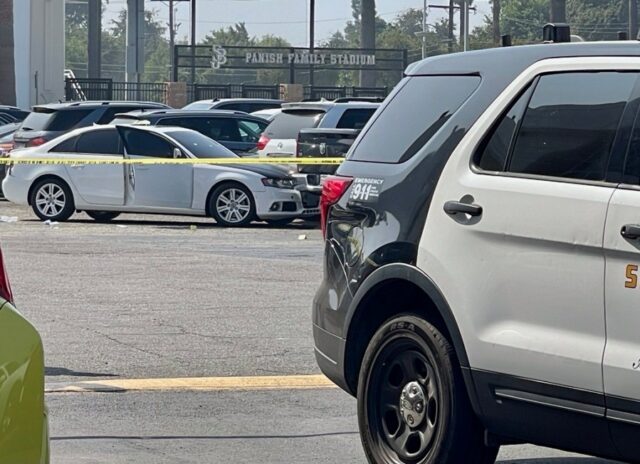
[448,0,454,53]
[422,0,427,59]
[429,3,476,53]
[309,0,315,87]
[463,0,469,51]
[88,0,102,78]
[631,0,638,39]
[550,0,566,23]
[190,0,197,84]
[126,0,144,84]
[492,0,501,45]
[359,0,376,87]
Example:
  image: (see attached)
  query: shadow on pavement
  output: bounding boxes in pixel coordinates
[45,366,117,378]
[35,217,320,230]
[498,459,616,463]
[51,431,359,441]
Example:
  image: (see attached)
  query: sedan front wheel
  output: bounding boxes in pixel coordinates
[30,178,75,222]
[209,183,255,227]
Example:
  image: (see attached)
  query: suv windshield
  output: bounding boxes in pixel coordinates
[264,110,325,139]
[167,130,238,159]
[21,109,93,132]
[349,76,481,163]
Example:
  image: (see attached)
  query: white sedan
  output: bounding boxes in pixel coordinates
[2,125,317,226]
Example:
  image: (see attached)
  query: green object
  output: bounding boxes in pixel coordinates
[0,298,48,464]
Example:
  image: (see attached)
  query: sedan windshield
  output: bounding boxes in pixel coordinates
[167,130,239,159]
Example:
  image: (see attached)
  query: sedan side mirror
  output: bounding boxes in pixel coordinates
[173,148,182,159]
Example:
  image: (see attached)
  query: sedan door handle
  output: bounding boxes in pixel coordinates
[621,224,640,240]
[70,164,85,169]
[444,200,483,217]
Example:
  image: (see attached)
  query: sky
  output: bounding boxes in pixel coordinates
[102,0,493,47]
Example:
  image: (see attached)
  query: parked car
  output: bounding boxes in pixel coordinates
[0,105,30,122]
[13,101,169,149]
[251,108,282,121]
[0,245,49,463]
[109,110,268,156]
[3,125,315,226]
[0,125,21,198]
[183,98,283,113]
[313,40,640,464]
[256,100,379,158]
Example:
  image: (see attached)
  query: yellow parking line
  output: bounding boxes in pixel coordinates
[46,374,336,394]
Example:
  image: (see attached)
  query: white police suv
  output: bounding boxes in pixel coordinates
[313,39,640,463]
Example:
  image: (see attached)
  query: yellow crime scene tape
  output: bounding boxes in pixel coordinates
[0,157,344,166]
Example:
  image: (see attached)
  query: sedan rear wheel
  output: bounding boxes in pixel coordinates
[209,183,255,227]
[30,179,75,222]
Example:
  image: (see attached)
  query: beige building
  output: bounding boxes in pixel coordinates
[14,0,65,109]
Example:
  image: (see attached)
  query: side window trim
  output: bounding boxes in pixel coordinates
[503,77,539,172]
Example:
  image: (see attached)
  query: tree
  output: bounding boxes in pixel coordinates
[492,0,501,45]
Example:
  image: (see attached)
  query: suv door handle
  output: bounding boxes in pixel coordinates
[621,224,640,240]
[444,201,483,217]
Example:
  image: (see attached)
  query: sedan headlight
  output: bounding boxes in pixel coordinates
[261,177,296,189]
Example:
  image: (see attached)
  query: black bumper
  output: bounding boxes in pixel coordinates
[312,323,352,395]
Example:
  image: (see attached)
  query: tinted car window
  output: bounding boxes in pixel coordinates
[167,130,238,159]
[158,117,243,142]
[336,108,376,130]
[508,72,637,181]
[216,103,250,113]
[475,84,534,171]
[349,76,481,163]
[182,102,214,111]
[22,109,93,132]
[50,135,80,153]
[76,129,123,155]
[265,110,324,139]
[121,130,174,158]
[238,119,267,142]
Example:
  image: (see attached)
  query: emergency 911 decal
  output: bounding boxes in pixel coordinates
[350,177,384,202]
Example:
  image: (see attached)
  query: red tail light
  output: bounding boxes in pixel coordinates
[0,247,14,304]
[320,175,353,238]
[26,137,47,147]
[256,134,270,151]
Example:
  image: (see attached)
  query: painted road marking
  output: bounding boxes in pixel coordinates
[46,374,336,394]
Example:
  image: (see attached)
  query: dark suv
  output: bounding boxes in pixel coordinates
[314,41,640,463]
[110,109,268,155]
[13,101,169,148]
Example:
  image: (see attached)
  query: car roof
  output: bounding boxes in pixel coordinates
[406,41,640,77]
[281,101,380,112]
[116,109,251,118]
[193,98,284,105]
[32,101,169,111]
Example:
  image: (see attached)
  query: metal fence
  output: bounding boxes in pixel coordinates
[66,78,390,105]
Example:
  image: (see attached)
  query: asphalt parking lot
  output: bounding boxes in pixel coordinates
[0,201,619,463]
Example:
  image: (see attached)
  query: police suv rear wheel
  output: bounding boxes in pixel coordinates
[357,315,498,464]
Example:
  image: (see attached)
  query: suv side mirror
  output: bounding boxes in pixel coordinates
[173,148,182,159]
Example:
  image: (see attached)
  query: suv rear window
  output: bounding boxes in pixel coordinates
[21,109,93,132]
[264,110,325,139]
[349,76,480,163]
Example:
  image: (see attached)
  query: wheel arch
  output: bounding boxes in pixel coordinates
[27,174,74,207]
[343,263,482,416]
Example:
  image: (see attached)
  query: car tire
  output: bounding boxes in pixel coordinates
[357,315,499,464]
[85,211,121,222]
[209,183,255,227]
[30,178,75,222]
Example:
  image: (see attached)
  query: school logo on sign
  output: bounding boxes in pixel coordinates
[211,45,228,69]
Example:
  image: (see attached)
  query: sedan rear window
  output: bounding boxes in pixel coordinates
[21,109,93,132]
[264,110,324,139]
[349,76,481,163]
